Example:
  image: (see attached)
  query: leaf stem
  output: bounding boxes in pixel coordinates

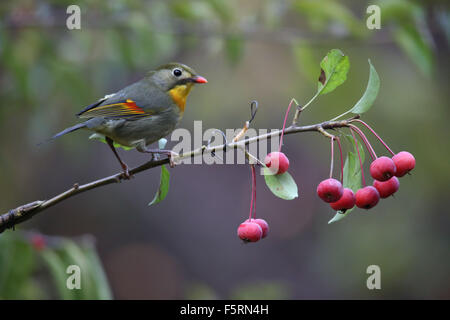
[350,128,366,187]
[330,109,352,122]
[300,90,320,112]
[351,119,395,156]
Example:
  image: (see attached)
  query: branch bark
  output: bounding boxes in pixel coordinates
[0,116,357,234]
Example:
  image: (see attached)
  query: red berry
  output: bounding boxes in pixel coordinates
[370,156,397,181]
[237,221,263,242]
[355,186,380,209]
[317,178,344,203]
[392,151,415,177]
[246,218,269,239]
[330,188,356,211]
[373,176,400,198]
[264,152,289,175]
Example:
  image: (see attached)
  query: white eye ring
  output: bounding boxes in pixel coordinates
[173,68,182,77]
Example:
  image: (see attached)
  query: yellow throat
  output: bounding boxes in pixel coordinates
[168,83,194,112]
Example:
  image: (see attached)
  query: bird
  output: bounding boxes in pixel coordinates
[51,62,207,177]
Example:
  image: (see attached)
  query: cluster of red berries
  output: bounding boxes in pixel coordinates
[236,104,415,241]
[317,151,415,211]
[237,165,271,243]
[316,120,415,212]
[237,218,269,242]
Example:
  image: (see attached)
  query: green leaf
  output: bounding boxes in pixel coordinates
[41,249,76,300]
[328,137,364,224]
[82,242,112,300]
[351,60,380,114]
[263,168,298,200]
[0,233,36,299]
[41,238,112,300]
[149,165,170,206]
[61,240,97,299]
[343,147,365,192]
[40,238,112,300]
[317,49,350,95]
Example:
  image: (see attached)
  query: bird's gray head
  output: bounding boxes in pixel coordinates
[148,62,207,92]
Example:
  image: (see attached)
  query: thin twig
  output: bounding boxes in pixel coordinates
[0,117,356,233]
[291,103,303,126]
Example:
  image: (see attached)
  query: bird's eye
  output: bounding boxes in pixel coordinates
[173,68,182,77]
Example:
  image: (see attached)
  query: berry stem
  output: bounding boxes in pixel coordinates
[349,124,377,161]
[335,137,344,183]
[329,137,334,179]
[351,119,395,156]
[249,164,256,221]
[279,99,295,152]
[252,164,256,219]
[350,128,366,186]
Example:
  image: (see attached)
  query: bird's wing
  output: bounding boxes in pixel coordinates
[77,98,153,120]
[77,80,171,120]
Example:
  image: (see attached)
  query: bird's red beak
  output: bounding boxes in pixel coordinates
[191,75,208,84]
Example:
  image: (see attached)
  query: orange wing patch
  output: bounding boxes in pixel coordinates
[78,99,151,119]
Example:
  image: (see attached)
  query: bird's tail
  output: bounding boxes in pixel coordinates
[37,123,87,146]
[52,123,87,139]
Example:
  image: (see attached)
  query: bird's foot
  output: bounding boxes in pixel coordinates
[168,151,179,168]
[120,163,133,180]
[139,148,178,167]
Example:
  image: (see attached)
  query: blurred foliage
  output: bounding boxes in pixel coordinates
[0,0,448,300]
[185,281,289,299]
[0,0,446,130]
[229,282,289,300]
[0,232,111,299]
[375,0,435,76]
[184,283,219,300]
[0,0,445,146]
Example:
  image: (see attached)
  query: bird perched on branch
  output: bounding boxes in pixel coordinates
[51,63,207,177]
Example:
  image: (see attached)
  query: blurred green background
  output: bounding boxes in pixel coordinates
[0,0,449,299]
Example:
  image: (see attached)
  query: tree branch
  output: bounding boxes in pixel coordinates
[0,116,358,234]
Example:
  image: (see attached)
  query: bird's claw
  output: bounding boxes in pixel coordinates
[121,164,133,180]
[168,151,179,168]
